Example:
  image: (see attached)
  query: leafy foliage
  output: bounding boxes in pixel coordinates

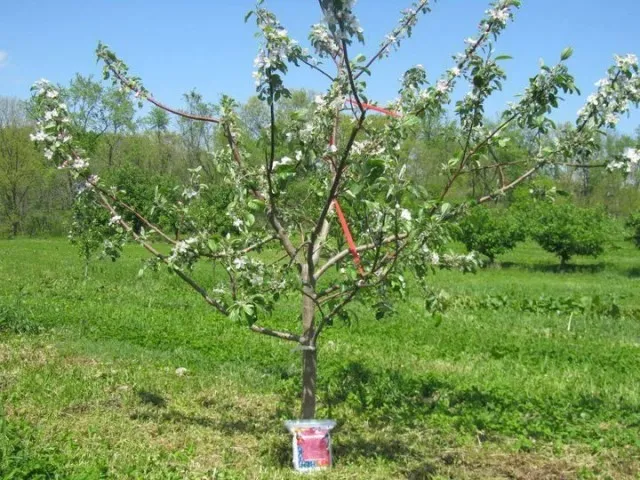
[457,206,525,262]
[531,202,607,265]
[626,212,640,248]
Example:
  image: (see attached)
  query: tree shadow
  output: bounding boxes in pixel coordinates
[333,434,411,462]
[498,261,606,274]
[129,406,278,435]
[136,390,167,408]
[628,267,640,278]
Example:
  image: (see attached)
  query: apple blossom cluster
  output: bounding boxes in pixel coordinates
[96,42,149,105]
[577,54,640,130]
[504,59,578,133]
[250,4,309,102]
[182,166,207,201]
[309,23,341,59]
[403,0,520,118]
[30,80,94,182]
[319,0,364,44]
[607,147,640,174]
[378,0,433,59]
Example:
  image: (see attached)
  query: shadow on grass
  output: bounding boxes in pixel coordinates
[628,266,640,278]
[136,390,167,408]
[499,261,607,274]
[333,434,411,461]
[129,407,278,436]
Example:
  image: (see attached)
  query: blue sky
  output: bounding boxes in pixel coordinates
[1,0,638,133]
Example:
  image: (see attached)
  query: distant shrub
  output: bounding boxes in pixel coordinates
[626,213,640,248]
[0,296,41,335]
[457,206,525,263]
[531,202,607,266]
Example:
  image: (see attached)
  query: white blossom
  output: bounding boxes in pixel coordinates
[85,175,99,190]
[400,209,412,222]
[44,110,58,121]
[30,131,47,142]
[183,188,198,200]
[605,113,618,126]
[435,79,450,94]
[487,7,510,24]
[615,53,638,69]
[108,215,122,226]
[233,257,247,269]
[272,156,293,169]
[71,158,89,170]
[624,148,640,165]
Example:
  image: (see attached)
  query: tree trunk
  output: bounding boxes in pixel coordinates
[300,274,317,419]
[560,255,568,269]
[301,345,317,419]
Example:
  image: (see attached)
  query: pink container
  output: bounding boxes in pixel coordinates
[284,420,336,473]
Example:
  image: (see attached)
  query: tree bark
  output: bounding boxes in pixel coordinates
[301,342,317,419]
[300,271,317,419]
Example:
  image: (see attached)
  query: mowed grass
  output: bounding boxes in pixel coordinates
[1,238,639,479]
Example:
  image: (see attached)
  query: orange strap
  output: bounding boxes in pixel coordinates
[330,99,400,276]
[333,199,365,276]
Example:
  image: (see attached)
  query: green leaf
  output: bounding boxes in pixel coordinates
[353,53,366,64]
[495,55,513,62]
[560,47,573,61]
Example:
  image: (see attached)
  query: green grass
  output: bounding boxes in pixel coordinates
[1,238,639,479]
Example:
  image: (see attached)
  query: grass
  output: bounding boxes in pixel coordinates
[1,238,639,479]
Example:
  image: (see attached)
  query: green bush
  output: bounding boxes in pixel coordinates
[626,213,640,248]
[457,206,525,263]
[531,202,607,266]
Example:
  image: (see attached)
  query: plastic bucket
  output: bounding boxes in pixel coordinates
[284,420,336,473]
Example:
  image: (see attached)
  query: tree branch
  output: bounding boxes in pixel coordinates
[341,39,364,113]
[354,0,431,80]
[96,192,228,314]
[250,324,302,343]
[102,59,221,124]
[300,57,335,82]
[477,164,542,204]
[314,232,408,281]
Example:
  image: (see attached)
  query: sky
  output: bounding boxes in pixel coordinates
[1,0,639,134]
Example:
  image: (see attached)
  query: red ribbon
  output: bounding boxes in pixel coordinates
[330,99,399,276]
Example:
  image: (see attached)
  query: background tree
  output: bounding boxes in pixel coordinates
[531,202,608,266]
[0,97,46,237]
[457,205,525,263]
[626,213,640,248]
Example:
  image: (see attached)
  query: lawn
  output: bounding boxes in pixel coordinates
[1,238,639,479]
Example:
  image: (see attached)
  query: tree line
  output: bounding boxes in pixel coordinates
[1,74,639,241]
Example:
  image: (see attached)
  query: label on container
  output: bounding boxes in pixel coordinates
[285,419,336,472]
[296,428,331,467]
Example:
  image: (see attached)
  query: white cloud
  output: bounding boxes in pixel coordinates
[0,51,8,68]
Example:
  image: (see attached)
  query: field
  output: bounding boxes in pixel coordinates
[1,238,640,479]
